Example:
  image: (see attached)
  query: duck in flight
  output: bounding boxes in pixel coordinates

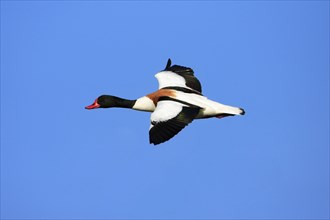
[85,59,245,145]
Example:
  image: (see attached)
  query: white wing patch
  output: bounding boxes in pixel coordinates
[150,100,185,124]
[155,71,190,90]
[149,99,200,145]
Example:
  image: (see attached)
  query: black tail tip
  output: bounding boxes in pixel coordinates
[239,108,245,115]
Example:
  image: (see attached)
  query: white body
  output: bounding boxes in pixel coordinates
[133,91,242,119]
[174,91,242,118]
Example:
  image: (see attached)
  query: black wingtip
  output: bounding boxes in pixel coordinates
[165,58,171,69]
[239,108,245,115]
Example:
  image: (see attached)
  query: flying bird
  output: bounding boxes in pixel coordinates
[85,59,245,145]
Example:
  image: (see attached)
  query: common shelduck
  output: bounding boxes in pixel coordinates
[86,59,245,145]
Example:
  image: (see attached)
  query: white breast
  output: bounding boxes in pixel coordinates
[132,97,156,112]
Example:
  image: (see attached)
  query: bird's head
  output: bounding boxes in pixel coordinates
[85,95,118,109]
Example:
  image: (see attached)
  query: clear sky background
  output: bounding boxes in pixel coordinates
[1,1,329,219]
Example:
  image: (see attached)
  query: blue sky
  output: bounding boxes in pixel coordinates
[1,1,329,219]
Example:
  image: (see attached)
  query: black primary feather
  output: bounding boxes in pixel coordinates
[165,58,172,69]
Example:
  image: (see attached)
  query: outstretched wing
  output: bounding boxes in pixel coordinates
[149,97,201,145]
[155,59,202,94]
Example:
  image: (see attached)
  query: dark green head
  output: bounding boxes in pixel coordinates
[85,95,135,109]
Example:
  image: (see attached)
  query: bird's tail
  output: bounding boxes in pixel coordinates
[215,104,245,119]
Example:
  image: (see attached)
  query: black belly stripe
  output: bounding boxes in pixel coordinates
[158,96,202,109]
[162,86,203,95]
